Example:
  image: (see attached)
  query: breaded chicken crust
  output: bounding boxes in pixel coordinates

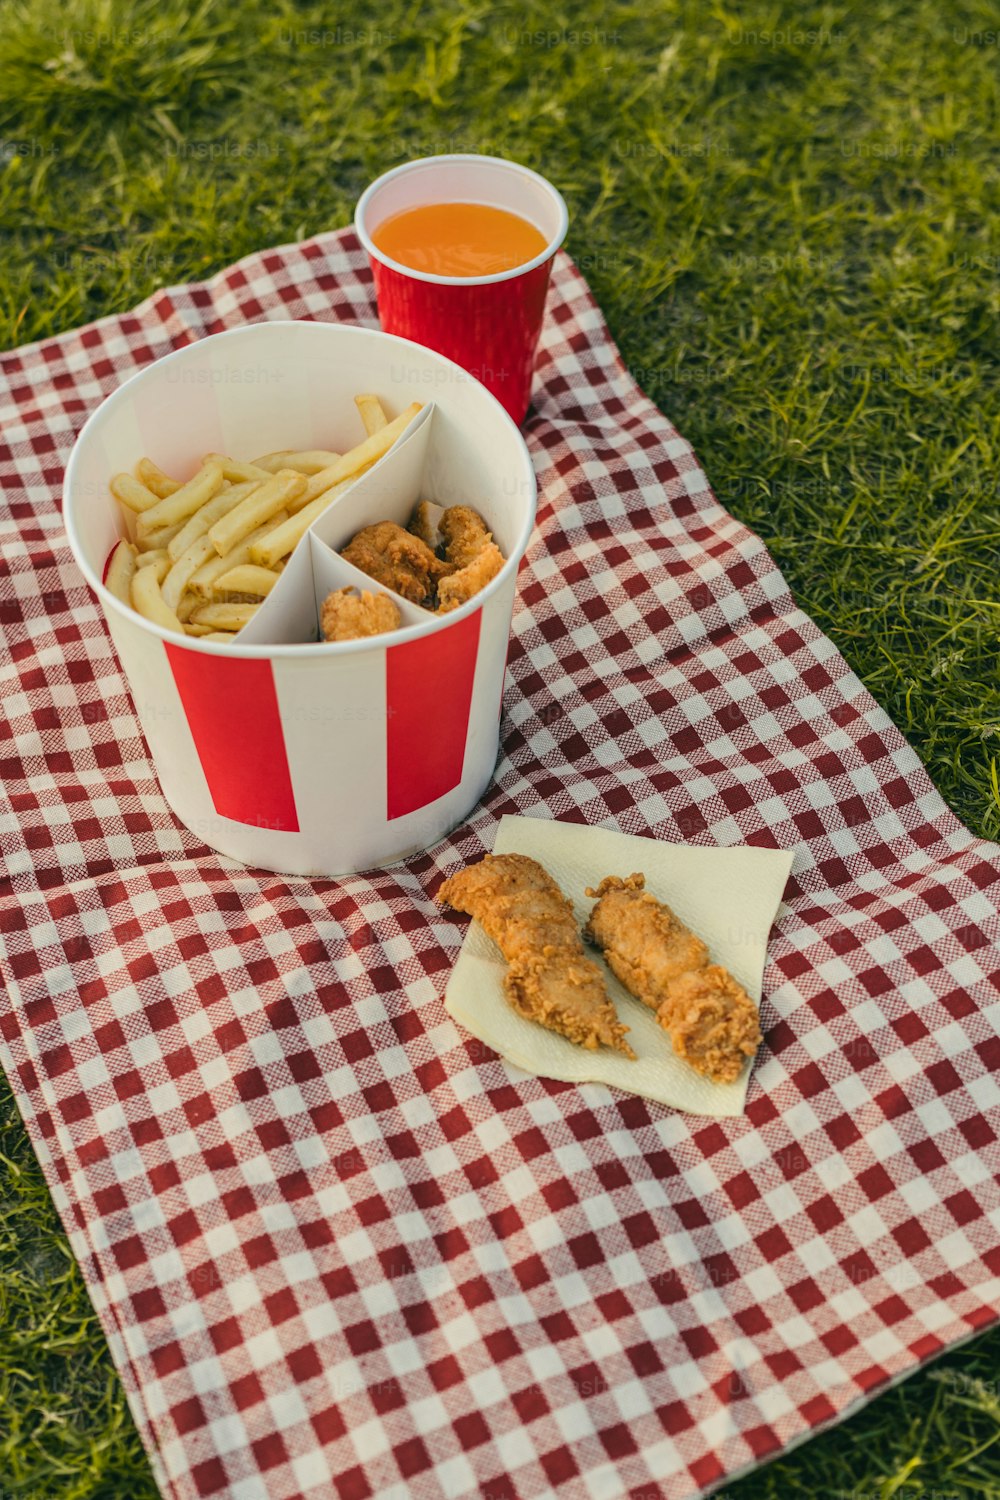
[436,541,505,613]
[584,873,761,1084]
[439,853,635,1057]
[341,521,453,607]
[321,586,401,641]
[439,504,495,569]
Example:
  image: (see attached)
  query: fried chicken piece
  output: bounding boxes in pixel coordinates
[435,505,505,610]
[439,504,495,568]
[409,499,447,552]
[584,874,761,1084]
[436,540,505,613]
[400,501,505,610]
[341,521,453,608]
[321,586,401,642]
[439,854,635,1058]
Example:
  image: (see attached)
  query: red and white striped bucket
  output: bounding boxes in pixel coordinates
[63,321,536,876]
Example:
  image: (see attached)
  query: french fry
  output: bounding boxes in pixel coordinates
[130,567,184,633]
[167,480,261,561]
[136,460,224,538]
[354,393,388,436]
[251,449,342,475]
[208,470,305,557]
[200,631,239,642]
[298,402,422,507]
[111,473,161,513]
[212,564,281,597]
[203,452,273,484]
[137,522,185,553]
[190,602,260,632]
[249,477,357,569]
[136,548,170,582]
[250,449,292,470]
[105,539,136,604]
[136,458,182,498]
[162,535,218,612]
[187,513,289,597]
[286,459,375,514]
[177,593,200,623]
[184,622,215,637]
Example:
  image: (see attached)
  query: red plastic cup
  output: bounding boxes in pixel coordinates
[355,154,568,425]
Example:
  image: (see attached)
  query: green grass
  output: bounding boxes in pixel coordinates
[1,0,999,1495]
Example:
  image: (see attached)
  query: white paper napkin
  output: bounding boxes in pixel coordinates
[442,815,795,1117]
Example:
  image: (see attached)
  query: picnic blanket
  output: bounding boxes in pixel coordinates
[1,229,998,1500]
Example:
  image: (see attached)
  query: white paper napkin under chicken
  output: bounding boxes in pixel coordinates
[442,815,795,1118]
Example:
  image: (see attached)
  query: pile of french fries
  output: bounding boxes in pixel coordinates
[104,393,422,642]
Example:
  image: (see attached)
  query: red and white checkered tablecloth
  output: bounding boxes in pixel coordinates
[1,230,998,1500]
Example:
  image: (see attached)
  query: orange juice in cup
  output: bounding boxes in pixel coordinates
[372,202,550,278]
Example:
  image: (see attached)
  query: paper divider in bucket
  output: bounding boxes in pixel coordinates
[237,402,436,646]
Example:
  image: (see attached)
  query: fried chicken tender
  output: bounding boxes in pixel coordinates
[587,876,758,1086]
[321,586,401,641]
[437,541,505,613]
[433,505,504,612]
[341,521,453,607]
[439,504,495,568]
[439,854,635,1058]
[584,874,761,1084]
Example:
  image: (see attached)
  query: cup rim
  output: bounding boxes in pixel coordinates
[354,153,569,287]
[63,320,538,659]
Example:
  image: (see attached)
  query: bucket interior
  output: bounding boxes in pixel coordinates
[66,322,536,650]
